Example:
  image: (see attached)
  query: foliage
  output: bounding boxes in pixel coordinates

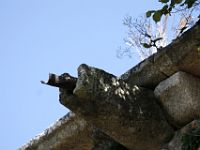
[181,127,200,150]
[119,0,199,60]
[146,0,200,22]
[118,15,169,60]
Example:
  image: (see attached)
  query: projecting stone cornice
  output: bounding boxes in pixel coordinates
[20,20,200,150]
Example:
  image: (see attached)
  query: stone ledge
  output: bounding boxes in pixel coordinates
[19,112,93,150]
[20,20,200,150]
[19,112,127,150]
[120,21,200,89]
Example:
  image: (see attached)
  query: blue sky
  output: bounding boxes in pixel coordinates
[0,1,160,149]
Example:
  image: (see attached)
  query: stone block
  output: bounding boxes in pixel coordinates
[154,71,200,128]
[19,112,127,150]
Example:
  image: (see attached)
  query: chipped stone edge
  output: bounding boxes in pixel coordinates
[19,112,86,150]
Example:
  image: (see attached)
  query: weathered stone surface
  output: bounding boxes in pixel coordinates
[154,71,200,128]
[59,64,174,150]
[20,20,200,150]
[41,73,77,91]
[91,128,128,150]
[167,120,200,150]
[19,112,127,150]
[19,112,93,150]
[120,21,200,89]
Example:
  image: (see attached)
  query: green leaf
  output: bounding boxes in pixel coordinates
[170,0,176,7]
[198,47,200,52]
[161,4,169,15]
[174,0,183,4]
[142,43,152,48]
[159,0,169,3]
[185,0,196,8]
[153,11,162,22]
[146,10,155,17]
